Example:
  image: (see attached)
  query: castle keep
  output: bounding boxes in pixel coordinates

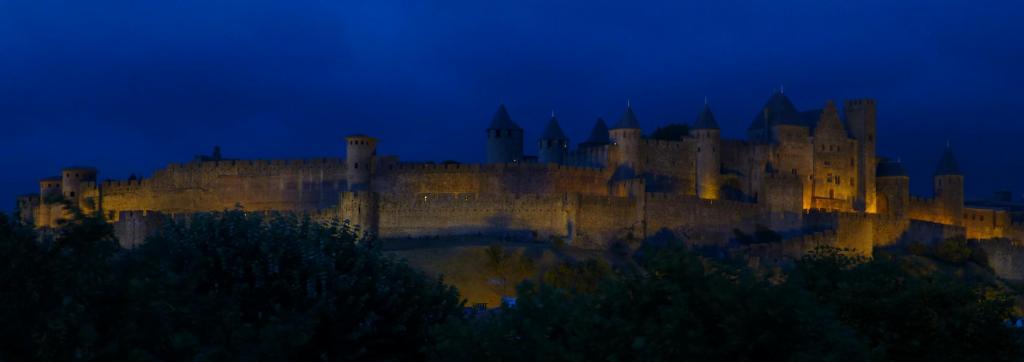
[17,91,1024,274]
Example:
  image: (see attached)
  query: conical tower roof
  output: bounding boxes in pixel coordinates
[488,104,521,130]
[748,91,801,132]
[877,157,908,177]
[582,118,611,145]
[541,115,568,140]
[612,103,641,129]
[934,144,962,176]
[694,103,719,130]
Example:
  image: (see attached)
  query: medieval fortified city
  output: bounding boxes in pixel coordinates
[16,91,1024,281]
[9,0,1024,359]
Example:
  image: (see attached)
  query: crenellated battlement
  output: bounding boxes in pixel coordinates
[101,178,151,191]
[378,192,567,211]
[380,161,605,175]
[17,95,1005,257]
[640,138,691,150]
[845,98,876,106]
[165,157,346,172]
[644,192,757,209]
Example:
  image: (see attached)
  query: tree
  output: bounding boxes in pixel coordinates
[0,211,463,361]
[482,244,535,298]
[433,244,864,361]
[542,259,612,294]
[934,236,973,264]
[791,245,1023,361]
[734,224,782,245]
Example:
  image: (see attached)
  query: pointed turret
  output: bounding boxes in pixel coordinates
[582,118,611,145]
[934,144,962,176]
[748,90,802,142]
[694,102,721,199]
[486,104,525,164]
[538,114,569,164]
[876,157,910,216]
[488,104,521,130]
[612,103,641,130]
[540,115,568,141]
[876,157,908,178]
[693,103,719,130]
[933,143,964,225]
[609,102,643,172]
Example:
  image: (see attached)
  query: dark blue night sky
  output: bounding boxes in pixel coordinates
[2,0,1022,211]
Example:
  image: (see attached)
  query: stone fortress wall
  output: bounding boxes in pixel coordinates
[90,158,348,219]
[20,91,1024,281]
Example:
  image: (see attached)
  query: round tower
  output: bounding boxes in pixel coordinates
[609,102,642,173]
[486,104,524,164]
[578,118,611,168]
[538,113,569,164]
[346,135,377,191]
[61,167,97,202]
[875,158,909,217]
[693,103,721,199]
[933,144,964,225]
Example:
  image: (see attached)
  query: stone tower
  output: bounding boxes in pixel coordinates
[748,91,801,143]
[934,144,964,225]
[345,134,377,191]
[486,104,524,164]
[538,113,569,165]
[693,103,720,200]
[37,176,62,228]
[750,91,813,208]
[577,118,611,168]
[61,167,97,211]
[845,99,877,212]
[62,167,96,199]
[875,158,909,217]
[609,102,642,175]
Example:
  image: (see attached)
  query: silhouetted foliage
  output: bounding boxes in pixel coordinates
[933,236,973,264]
[432,245,865,361]
[904,236,983,266]
[0,211,462,361]
[649,123,691,141]
[733,224,783,245]
[432,244,1024,361]
[542,259,612,294]
[482,244,535,297]
[790,245,1023,361]
[3,210,1022,361]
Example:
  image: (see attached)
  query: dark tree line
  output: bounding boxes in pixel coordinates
[433,244,1024,362]
[2,209,1022,361]
[0,211,461,361]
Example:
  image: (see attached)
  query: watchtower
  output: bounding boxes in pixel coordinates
[346,135,377,191]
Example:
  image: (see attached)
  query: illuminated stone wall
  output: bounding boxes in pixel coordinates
[370,193,569,240]
[97,159,348,219]
[642,193,765,246]
[962,207,1011,239]
[909,196,959,227]
[976,239,1024,281]
[112,210,168,248]
[637,139,696,195]
[372,162,611,197]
